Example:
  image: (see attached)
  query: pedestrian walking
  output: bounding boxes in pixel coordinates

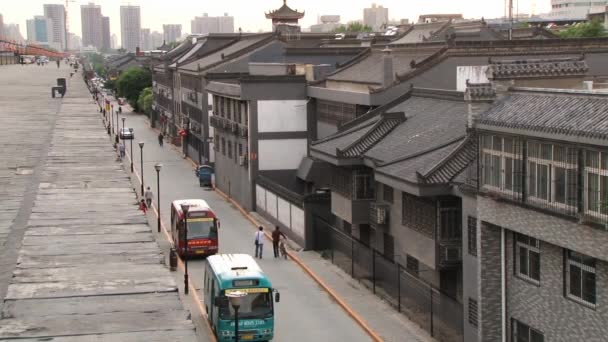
[119,144,125,159]
[158,132,164,147]
[144,186,154,208]
[254,226,265,259]
[56,59,60,68]
[139,199,147,214]
[272,226,286,258]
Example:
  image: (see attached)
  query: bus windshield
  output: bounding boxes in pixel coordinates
[220,291,273,320]
[186,218,217,239]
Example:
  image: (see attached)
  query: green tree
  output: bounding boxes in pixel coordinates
[116,67,152,112]
[137,87,153,116]
[559,19,607,38]
[334,22,373,33]
[104,79,116,92]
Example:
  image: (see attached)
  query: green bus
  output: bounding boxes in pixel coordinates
[204,254,280,341]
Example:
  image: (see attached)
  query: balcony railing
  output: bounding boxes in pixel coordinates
[437,240,462,269]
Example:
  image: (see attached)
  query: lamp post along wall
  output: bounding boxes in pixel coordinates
[155,163,162,233]
[181,204,190,295]
[129,129,134,172]
[227,291,246,342]
[139,142,144,196]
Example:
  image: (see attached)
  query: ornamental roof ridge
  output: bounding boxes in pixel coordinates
[265,0,305,19]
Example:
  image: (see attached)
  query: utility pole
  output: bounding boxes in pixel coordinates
[508,0,514,41]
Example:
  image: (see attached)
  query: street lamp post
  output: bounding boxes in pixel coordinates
[139,142,144,196]
[181,204,190,295]
[121,117,126,148]
[155,163,162,233]
[129,129,134,172]
[227,291,247,342]
[115,109,119,141]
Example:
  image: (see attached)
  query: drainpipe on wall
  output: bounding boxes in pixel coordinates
[501,227,506,342]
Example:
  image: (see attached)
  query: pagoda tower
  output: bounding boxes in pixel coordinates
[265,0,305,30]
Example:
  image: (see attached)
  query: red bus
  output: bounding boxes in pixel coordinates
[170,199,219,257]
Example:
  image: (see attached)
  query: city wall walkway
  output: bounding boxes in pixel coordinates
[0,65,197,340]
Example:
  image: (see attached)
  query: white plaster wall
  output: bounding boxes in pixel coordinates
[291,206,305,239]
[257,100,307,132]
[277,198,291,228]
[266,191,278,219]
[456,65,489,92]
[258,139,307,171]
[256,185,266,211]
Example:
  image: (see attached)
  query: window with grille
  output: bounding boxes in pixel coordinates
[565,250,596,307]
[468,298,478,328]
[383,185,394,203]
[515,233,540,284]
[481,135,524,197]
[406,255,419,276]
[402,193,435,238]
[468,216,477,257]
[512,319,544,342]
[584,150,608,219]
[527,142,577,209]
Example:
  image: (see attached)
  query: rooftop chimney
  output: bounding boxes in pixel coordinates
[382,46,395,88]
[464,80,496,129]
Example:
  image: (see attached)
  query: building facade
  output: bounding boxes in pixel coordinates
[191,13,235,35]
[163,24,182,43]
[81,2,103,49]
[550,0,608,18]
[101,16,110,51]
[140,28,151,51]
[26,16,54,48]
[150,31,163,50]
[120,5,141,52]
[363,3,389,31]
[43,4,66,51]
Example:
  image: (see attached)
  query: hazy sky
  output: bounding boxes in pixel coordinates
[4,0,551,41]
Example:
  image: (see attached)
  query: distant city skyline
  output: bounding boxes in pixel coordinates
[5,0,551,46]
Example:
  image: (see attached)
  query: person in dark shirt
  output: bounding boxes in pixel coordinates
[272,226,286,258]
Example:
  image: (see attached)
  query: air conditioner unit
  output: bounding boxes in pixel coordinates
[375,206,387,224]
[442,245,462,262]
[238,155,245,166]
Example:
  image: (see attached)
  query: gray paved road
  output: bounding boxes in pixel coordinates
[119,110,372,341]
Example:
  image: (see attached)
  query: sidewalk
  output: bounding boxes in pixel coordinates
[250,212,433,342]
[0,74,197,340]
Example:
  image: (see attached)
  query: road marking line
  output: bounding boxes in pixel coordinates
[213,187,384,342]
[125,150,217,342]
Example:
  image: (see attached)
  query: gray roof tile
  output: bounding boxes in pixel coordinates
[477,89,608,139]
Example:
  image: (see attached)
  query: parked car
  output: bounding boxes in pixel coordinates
[119,128,134,140]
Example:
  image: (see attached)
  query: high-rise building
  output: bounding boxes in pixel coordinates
[549,0,608,18]
[191,13,234,35]
[81,2,102,49]
[363,3,389,31]
[310,15,341,33]
[0,14,4,38]
[4,24,25,42]
[111,33,118,49]
[140,28,151,50]
[43,4,66,51]
[150,30,163,49]
[120,5,141,52]
[101,16,111,51]
[163,24,182,43]
[68,32,81,50]
[26,16,55,48]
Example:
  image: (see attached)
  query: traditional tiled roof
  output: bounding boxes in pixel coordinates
[477,88,608,140]
[265,0,304,19]
[465,81,496,101]
[487,56,588,80]
[375,139,464,184]
[418,135,478,184]
[337,113,405,157]
[389,21,450,45]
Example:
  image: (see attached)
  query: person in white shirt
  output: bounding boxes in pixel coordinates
[254,226,265,259]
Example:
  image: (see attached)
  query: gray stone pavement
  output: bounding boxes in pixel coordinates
[0,65,197,340]
[115,96,435,342]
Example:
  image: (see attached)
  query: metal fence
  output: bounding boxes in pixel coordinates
[313,216,464,342]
